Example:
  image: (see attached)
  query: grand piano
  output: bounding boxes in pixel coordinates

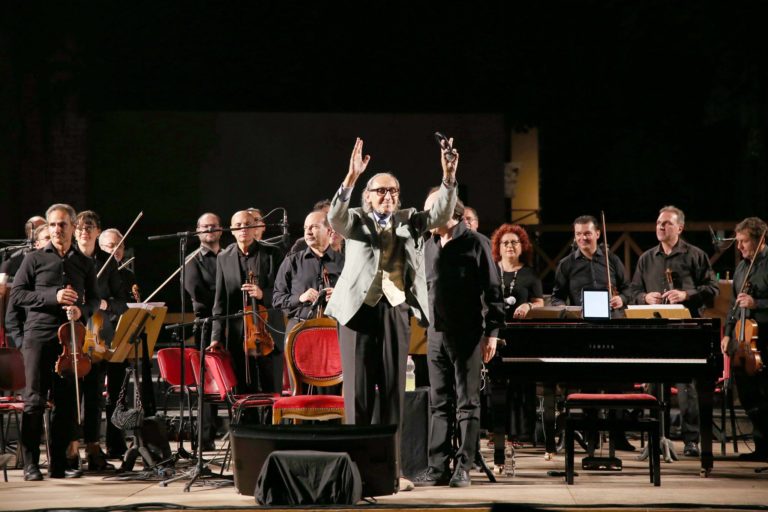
[490,317,721,475]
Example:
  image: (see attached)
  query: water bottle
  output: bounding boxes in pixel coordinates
[405,355,416,391]
[504,442,515,476]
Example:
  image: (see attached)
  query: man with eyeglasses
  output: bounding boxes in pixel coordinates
[463,206,479,231]
[11,204,100,480]
[325,137,458,490]
[211,210,282,393]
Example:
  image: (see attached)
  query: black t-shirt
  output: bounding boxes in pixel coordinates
[500,265,543,321]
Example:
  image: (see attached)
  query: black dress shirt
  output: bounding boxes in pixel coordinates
[184,245,219,320]
[551,248,630,307]
[629,238,718,317]
[10,242,100,343]
[273,246,344,320]
[424,222,505,338]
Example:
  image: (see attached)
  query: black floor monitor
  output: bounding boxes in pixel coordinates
[230,423,398,498]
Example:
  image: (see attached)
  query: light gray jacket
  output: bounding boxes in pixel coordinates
[325,181,457,326]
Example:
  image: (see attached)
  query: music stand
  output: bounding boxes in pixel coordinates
[110,303,167,471]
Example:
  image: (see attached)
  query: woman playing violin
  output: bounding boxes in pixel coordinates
[721,217,768,462]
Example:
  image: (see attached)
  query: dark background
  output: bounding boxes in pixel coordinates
[2,1,767,307]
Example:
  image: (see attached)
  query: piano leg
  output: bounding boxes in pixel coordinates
[490,377,508,470]
[696,379,714,476]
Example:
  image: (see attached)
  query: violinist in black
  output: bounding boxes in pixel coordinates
[10,204,99,481]
[184,213,223,346]
[211,210,282,393]
[721,217,768,462]
[551,215,630,312]
[75,211,129,471]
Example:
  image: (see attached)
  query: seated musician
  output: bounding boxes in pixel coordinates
[629,205,719,458]
[551,214,634,451]
[720,217,768,462]
[74,211,129,471]
[11,204,100,480]
[272,210,344,394]
[489,223,544,445]
[211,210,282,393]
[98,227,138,460]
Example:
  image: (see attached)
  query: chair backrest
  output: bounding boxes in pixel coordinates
[0,347,25,391]
[187,349,220,396]
[156,347,197,387]
[284,317,342,394]
[204,350,238,402]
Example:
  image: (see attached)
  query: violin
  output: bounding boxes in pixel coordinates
[55,290,91,423]
[316,267,331,318]
[83,311,108,362]
[733,281,764,376]
[242,271,275,383]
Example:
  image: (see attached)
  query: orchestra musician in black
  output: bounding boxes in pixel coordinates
[721,217,768,462]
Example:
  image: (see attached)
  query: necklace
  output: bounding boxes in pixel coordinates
[499,263,518,297]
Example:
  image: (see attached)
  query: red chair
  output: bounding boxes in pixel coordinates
[156,347,197,415]
[203,349,278,425]
[272,317,344,424]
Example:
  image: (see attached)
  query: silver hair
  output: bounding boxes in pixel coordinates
[101,228,124,241]
[659,205,685,226]
[45,203,77,225]
[361,172,401,213]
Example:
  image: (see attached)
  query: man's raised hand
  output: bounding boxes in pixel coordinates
[344,137,371,188]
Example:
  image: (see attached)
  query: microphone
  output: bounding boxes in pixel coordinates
[504,295,517,308]
[708,225,720,248]
[282,209,290,248]
[310,288,328,310]
[434,131,457,162]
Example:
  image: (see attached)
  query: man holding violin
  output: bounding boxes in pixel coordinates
[10,203,99,481]
[629,205,719,458]
[721,217,768,462]
[211,210,282,393]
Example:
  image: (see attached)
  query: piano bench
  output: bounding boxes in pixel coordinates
[564,393,661,486]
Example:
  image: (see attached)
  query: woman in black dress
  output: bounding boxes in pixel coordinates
[490,224,544,445]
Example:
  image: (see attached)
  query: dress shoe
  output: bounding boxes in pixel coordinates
[411,468,451,487]
[87,451,116,472]
[398,477,414,492]
[612,435,636,452]
[449,468,471,488]
[49,468,83,479]
[23,464,43,481]
[683,441,700,457]
[738,450,768,462]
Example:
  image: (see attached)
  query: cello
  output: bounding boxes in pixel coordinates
[242,271,275,385]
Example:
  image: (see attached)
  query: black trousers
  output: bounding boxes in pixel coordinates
[426,329,482,473]
[105,361,129,454]
[733,339,768,454]
[21,340,78,471]
[676,381,700,443]
[82,360,106,444]
[228,340,283,394]
[339,301,410,426]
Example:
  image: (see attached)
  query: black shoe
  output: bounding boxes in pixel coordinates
[412,468,451,487]
[49,468,83,479]
[449,468,471,488]
[201,440,217,452]
[23,464,43,481]
[683,441,700,457]
[106,449,126,460]
[612,436,636,452]
[87,451,116,472]
[738,451,768,462]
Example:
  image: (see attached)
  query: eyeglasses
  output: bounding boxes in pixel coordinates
[368,187,400,197]
[501,240,521,247]
[75,225,96,233]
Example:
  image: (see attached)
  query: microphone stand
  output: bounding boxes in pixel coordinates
[159,312,245,490]
[148,225,252,461]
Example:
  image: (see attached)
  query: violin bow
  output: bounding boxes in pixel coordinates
[601,210,614,299]
[97,211,144,279]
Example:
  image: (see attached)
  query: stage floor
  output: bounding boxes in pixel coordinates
[1,439,767,511]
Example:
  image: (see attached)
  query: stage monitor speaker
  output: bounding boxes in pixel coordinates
[230,423,398,498]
